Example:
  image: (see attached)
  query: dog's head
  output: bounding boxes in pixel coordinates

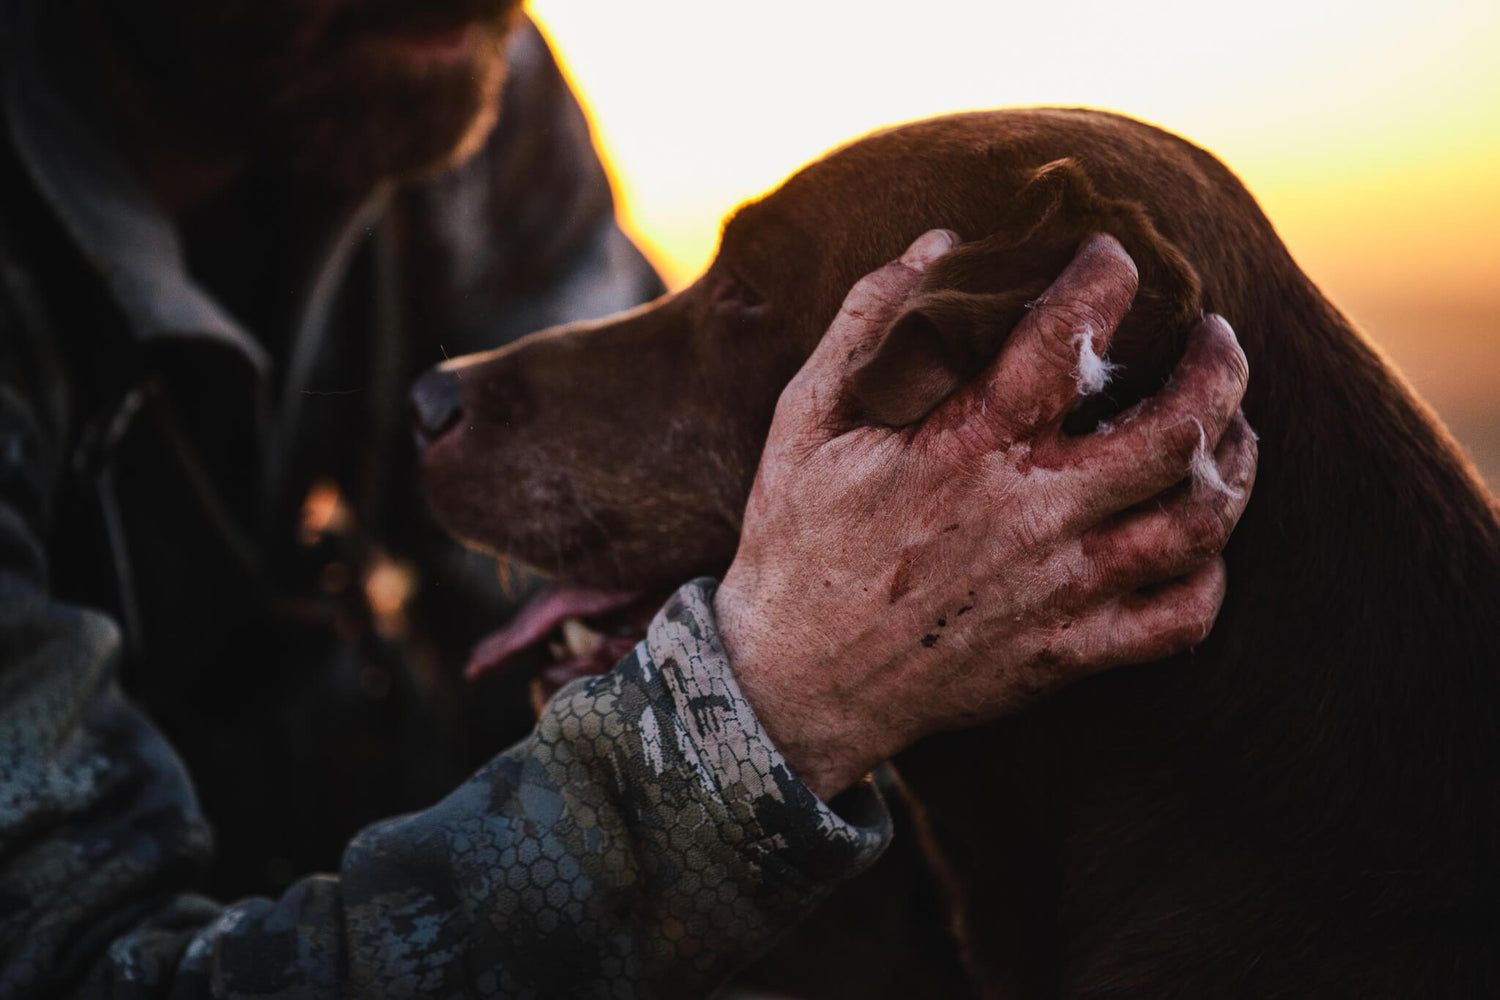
[417,111,1211,605]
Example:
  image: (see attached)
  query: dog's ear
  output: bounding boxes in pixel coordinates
[850,159,1203,427]
[850,287,1043,426]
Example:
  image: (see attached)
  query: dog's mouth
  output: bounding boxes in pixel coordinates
[464,584,662,701]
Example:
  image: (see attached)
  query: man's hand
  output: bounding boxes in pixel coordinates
[715,230,1257,801]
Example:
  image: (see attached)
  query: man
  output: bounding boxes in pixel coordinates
[0,0,1256,996]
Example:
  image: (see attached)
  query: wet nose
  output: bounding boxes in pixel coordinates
[410,368,464,445]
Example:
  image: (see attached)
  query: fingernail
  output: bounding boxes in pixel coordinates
[1202,313,1234,336]
[900,229,959,269]
[1078,233,1138,281]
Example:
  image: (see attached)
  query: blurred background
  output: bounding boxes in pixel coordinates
[528,0,1499,490]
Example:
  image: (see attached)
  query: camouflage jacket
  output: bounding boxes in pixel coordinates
[0,3,891,996]
[0,578,889,997]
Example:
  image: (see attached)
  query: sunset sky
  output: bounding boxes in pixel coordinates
[526,0,1500,485]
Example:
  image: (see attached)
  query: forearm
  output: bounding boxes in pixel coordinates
[337,581,889,996]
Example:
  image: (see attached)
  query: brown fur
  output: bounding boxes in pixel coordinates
[421,109,1500,996]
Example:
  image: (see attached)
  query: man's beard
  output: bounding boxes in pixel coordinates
[254,30,515,190]
[99,0,525,190]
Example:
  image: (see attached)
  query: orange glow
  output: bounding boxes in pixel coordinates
[299,478,352,545]
[525,0,1500,484]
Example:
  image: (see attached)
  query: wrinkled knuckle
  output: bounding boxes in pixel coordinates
[1234,427,1261,482]
[1190,574,1226,627]
[1087,546,1128,591]
[1188,498,1236,556]
[1192,604,1221,645]
[848,270,886,299]
[1164,604,1215,652]
[844,268,907,317]
[1099,529,1155,587]
[1212,328,1248,389]
[1160,417,1202,469]
[1181,522,1221,564]
[1204,521,1234,559]
[1049,571,1092,613]
[1216,369,1250,417]
[777,371,810,406]
[1224,335,1251,389]
[945,415,1002,461]
[1115,257,1142,301]
[1214,493,1241,541]
[773,382,816,426]
[1199,347,1250,411]
[1045,298,1111,341]
[1020,308,1089,374]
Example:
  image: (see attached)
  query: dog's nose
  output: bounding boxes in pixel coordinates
[411,368,464,446]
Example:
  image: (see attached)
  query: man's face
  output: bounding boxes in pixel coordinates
[102,0,525,188]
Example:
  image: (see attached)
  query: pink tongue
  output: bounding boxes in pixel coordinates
[464,585,641,681]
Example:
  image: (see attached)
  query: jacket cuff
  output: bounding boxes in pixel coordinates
[636,578,892,889]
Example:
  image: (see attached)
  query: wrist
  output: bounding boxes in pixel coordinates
[713,570,887,800]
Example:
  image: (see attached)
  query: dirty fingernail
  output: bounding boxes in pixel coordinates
[900,229,959,269]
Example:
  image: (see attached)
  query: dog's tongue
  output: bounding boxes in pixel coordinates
[464,585,641,681]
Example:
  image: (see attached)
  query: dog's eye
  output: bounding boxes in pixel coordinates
[711,274,766,315]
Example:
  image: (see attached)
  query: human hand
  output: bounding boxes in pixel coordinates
[714,230,1257,800]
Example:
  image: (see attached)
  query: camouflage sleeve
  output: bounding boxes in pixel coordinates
[1,571,891,998]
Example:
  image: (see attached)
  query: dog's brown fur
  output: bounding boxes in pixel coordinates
[422,109,1500,996]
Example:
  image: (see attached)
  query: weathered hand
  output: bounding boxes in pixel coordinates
[715,230,1257,800]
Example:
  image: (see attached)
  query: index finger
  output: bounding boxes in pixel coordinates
[795,230,958,386]
[967,234,1139,439]
[779,228,958,428]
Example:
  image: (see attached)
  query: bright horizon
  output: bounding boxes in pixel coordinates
[526,0,1500,484]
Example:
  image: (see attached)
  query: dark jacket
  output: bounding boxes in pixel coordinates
[0,7,889,997]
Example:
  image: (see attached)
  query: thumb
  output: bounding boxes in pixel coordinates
[780,228,959,430]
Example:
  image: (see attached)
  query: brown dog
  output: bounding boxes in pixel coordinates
[416,109,1500,996]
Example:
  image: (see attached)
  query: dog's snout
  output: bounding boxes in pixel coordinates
[411,368,464,445]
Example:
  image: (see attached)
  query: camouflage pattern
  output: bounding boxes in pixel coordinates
[0,578,890,998]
